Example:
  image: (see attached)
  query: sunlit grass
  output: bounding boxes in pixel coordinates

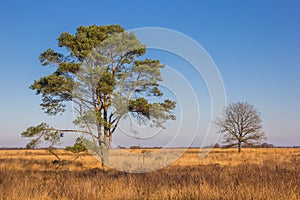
[0,148,299,199]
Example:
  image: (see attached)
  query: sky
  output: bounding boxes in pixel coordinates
[0,0,299,147]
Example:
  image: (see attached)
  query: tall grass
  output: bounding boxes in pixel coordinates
[0,148,299,200]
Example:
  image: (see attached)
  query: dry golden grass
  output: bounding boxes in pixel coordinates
[0,148,299,199]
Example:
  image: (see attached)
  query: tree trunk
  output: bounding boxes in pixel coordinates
[238,142,241,153]
[48,147,61,160]
[99,135,110,167]
[100,148,109,167]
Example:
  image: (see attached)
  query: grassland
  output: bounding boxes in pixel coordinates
[0,148,299,199]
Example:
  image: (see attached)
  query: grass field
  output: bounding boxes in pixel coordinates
[0,148,299,199]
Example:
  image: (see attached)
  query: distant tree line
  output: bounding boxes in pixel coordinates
[213,142,275,148]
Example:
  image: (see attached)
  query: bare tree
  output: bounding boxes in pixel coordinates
[215,102,265,153]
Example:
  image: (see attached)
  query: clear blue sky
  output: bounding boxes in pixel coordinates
[0,0,299,147]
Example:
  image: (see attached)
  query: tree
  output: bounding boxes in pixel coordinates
[261,142,274,148]
[213,143,220,148]
[65,137,87,154]
[65,137,87,160]
[215,102,265,153]
[22,25,176,165]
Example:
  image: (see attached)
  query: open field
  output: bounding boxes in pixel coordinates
[0,148,299,199]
